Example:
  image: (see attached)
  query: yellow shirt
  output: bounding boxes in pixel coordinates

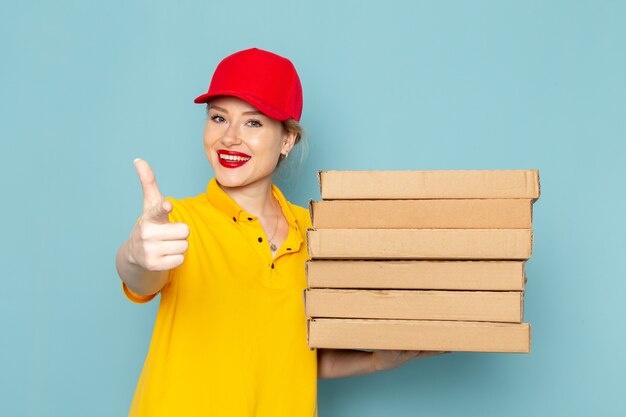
[123,178,317,417]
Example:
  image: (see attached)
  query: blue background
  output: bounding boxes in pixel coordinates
[1,1,625,416]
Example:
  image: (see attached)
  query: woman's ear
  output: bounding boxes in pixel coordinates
[281,131,297,156]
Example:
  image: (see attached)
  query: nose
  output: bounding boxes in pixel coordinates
[220,121,242,147]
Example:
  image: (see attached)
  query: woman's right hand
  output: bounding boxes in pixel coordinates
[128,159,190,272]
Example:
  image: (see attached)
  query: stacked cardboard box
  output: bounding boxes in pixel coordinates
[305,170,540,353]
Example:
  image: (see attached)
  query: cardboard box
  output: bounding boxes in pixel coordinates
[308,318,531,353]
[306,260,526,291]
[307,229,533,260]
[304,289,523,323]
[310,199,533,229]
[319,170,540,200]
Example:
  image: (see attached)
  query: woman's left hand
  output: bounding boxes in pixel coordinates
[371,350,450,372]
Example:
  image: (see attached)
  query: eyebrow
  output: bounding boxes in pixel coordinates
[210,105,264,116]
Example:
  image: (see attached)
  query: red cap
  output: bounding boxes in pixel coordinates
[194,48,303,122]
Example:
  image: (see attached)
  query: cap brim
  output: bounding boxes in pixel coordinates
[193,90,291,121]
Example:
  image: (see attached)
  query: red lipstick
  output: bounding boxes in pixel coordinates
[217,150,251,168]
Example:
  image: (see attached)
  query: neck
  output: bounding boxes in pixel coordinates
[219,177,278,218]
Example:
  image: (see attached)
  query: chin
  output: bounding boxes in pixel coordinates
[215,176,248,189]
[212,169,244,188]
[216,170,276,191]
[207,158,242,186]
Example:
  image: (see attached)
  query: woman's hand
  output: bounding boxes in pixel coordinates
[317,349,451,379]
[116,159,191,297]
[371,350,450,372]
[128,159,190,272]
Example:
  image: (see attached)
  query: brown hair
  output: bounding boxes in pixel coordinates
[281,119,303,145]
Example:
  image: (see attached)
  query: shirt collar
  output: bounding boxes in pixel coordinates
[205,178,300,230]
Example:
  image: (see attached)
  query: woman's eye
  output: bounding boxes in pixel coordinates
[247,119,262,128]
[211,115,225,123]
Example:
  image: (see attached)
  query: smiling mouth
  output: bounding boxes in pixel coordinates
[219,154,250,162]
[217,150,251,168]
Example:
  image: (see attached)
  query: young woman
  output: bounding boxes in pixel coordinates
[116,48,442,417]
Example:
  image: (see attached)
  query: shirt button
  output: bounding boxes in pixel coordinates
[258,237,263,242]
[232,217,237,222]
[286,247,292,251]
[248,217,253,221]
[271,263,275,269]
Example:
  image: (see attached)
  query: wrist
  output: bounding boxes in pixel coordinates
[125,240,139,266]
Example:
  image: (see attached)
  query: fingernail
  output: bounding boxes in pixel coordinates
[134,158,141,163]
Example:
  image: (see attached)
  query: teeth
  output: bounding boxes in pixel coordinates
[219,154,250,162]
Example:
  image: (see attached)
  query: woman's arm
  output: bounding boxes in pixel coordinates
[317,348,447,379]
